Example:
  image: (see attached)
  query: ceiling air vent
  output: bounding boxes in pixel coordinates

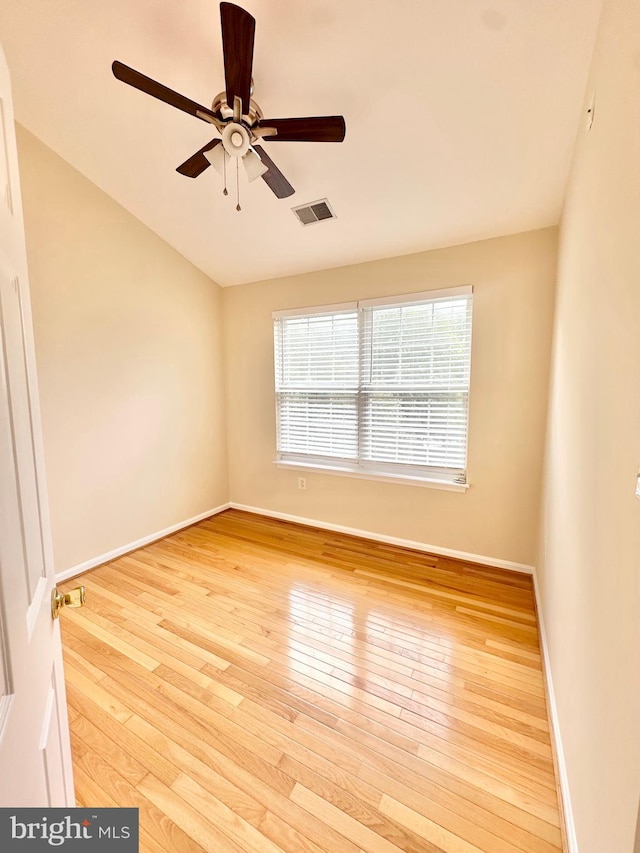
[292,198,337,226]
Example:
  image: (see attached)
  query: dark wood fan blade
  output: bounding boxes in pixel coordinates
[220,3,255,115]
[259,116,346,142]
[253,145,294,198]
[112,61,219,123]
[176,139,221,178]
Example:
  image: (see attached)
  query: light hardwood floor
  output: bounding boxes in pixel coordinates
[59,508,563,853]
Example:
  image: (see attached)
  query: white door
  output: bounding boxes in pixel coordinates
[0,41,75,806]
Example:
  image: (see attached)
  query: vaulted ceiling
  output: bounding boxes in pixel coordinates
[0,1,602,285]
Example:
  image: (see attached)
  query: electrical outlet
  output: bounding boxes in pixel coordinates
[635,473,640,499]
[298,477,307,491]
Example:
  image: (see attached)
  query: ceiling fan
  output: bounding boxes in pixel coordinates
[112,2,346,209]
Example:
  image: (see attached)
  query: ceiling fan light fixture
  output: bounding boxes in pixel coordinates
[243,148,269,182]
[112,3,346,205]
[204,142,227,175]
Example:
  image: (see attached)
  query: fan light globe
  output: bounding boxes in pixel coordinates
[204,143,226,175]
[243,149,269,182]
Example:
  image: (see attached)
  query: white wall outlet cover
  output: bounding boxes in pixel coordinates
[635,473,640,498]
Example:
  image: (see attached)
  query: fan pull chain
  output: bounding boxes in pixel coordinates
[222,152,228,196]
[236,159,241,211]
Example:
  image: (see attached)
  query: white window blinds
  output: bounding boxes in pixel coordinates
[274,287,473,482]
[274,308,359,461]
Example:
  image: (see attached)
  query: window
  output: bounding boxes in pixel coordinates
[273,286,473,486]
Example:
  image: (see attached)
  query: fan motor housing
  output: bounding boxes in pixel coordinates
[211,91,263,128]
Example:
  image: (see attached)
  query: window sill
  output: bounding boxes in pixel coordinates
[274,460,469,492]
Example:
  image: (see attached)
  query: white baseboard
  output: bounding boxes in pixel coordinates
[229,502,535,574]
[532,569,578,853]
[54,502,231,582]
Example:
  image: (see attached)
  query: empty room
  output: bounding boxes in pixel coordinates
[0,1,638,851]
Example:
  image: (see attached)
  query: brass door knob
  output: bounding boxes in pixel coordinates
[51,585,86,620]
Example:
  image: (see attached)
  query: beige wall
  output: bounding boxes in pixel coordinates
[17,126,229,573]
[539,0,640,849]
[223,228,557,567]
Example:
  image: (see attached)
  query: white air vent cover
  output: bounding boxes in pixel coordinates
[291,198,337,226]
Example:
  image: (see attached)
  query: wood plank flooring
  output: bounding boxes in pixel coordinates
[59,509,563,853]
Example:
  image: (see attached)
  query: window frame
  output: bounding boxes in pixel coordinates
[273,285,473,490]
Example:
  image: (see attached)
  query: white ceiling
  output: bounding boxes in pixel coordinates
[0,1,601,286]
